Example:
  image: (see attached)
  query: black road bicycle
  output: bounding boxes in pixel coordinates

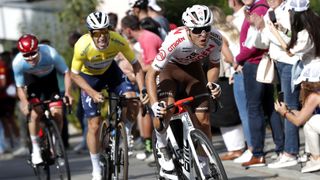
[99,92,140,180]
[26,95,71,180]
[152,93,228,180]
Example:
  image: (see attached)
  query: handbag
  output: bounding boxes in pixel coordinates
[256,53,278,84]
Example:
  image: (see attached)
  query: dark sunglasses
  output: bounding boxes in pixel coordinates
[22,51,38,58]
[191,26,211,34]
[91,29,109,38]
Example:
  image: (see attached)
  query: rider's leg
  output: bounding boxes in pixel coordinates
[49,106,63,131]
[122,91,139,154]
[28,106,44,164]
[87,116,102,177]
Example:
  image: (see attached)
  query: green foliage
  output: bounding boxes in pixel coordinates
[311,0,320,14]
[159,0,230,26]
[58,0,98,65]
[57,0,98,126]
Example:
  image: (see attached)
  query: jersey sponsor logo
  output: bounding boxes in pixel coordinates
[168,37,185,52]
[191,44,216,61]
[175,44,216,64]
[173,28,184,34]
[85,96,92,108]
[154,63,163,70]
[91,55,102,60]
[181,47,192,53]
[156,49,166,61]
[84,59,113,70]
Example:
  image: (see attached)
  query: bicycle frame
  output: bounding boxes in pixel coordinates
[26,96,71,180]
[160,93,210,180]
[99,92,140,180]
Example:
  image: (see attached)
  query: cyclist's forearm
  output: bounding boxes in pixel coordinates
[207,62,220,83]
[64,71,72,96]
[132,62,145,92]
[17,86,28,104]
[70,72,96,96]
[146,68,159,105]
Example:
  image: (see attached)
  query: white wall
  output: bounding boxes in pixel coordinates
[97,0,130,29]
[0,0,62,41]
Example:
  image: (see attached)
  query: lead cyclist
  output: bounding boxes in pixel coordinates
[146,4,222,175]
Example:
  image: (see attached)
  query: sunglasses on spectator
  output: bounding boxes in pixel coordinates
[23,51,38,59]
[190,26,211,34]
[91,29,109,38]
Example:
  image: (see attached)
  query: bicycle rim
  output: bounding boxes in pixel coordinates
[189,129,227,180]
[100,120,112,180]
[49,120,71,180]
[113,121,128,180]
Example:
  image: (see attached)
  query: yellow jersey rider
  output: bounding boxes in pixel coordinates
[70,11,148,180]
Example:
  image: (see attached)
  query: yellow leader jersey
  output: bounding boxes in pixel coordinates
[71,31,136,75]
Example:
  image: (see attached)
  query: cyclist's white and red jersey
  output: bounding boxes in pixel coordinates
[151,26,222,71]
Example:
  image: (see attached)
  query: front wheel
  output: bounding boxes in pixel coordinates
[189,129,228,180]
[99,120,112,180]
[112,121,128,180]
[48,120,71,180]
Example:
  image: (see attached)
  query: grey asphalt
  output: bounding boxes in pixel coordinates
[0,128,320,180]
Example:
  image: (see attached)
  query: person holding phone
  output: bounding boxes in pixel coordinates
[235,0,284,168]
[275,62,320,173]
[245,0,302,168]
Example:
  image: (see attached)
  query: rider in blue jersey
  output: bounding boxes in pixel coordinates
[12,34,73,165]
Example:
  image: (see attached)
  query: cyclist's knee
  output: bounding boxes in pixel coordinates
[87,117,101,133]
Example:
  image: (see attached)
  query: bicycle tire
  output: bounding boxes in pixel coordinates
[48,120,71,180]
[189,129,228,180]
[100,120,112,180]
[112,121,128,180]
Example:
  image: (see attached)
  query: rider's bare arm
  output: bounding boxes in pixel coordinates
[132,61,146,94]
[146,67,160,105]
[63,71,73,105]
[207,61,220,83]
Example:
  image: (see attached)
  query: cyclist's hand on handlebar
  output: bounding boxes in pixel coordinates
[140,88,149,105]
[92,91,104,103]
[207,82,221,99]
[151,101,166,118]
[64,93,74,106]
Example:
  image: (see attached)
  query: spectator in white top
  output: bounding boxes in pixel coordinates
[275,62,320,173]
[246,0,301,168]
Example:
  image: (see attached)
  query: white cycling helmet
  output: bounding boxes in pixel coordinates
[182,5,213,28]
[86,11,109,30]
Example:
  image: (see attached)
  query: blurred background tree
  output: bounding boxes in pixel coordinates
[58,0,98,65]
[57,0,98,127]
